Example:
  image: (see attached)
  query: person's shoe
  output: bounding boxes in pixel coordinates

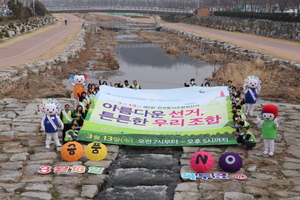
[268,152,274,156]
[56,143,62,147]
[263,151,268,155]
[45,145,50,149]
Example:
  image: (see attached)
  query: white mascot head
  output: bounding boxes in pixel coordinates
[40,99,61,115]
[244,75,261,91]
[70,75,88,86]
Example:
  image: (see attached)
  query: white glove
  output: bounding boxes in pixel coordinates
[274,118,279,128]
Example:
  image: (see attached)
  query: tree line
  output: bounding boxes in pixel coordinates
[6,0,48,20]
[203,0,300,13]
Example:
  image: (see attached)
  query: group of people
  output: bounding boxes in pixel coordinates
[226,80,257,151]
[184,78,232,87]
[66,75,257,150]
[61,76,142,144]
[184,78,211,87]
[184,78,257,151]
[97,76,142,89]
[59,104,85,144]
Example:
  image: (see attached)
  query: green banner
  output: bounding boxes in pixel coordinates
[78,86,237,146]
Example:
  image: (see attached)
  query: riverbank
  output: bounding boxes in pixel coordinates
[137,29,300,104]
[0,29,120,99]
[0,14,300,200]
[0,14,299,105]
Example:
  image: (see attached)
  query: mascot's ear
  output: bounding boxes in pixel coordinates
[84,75,89,80]
[70,75,75,80]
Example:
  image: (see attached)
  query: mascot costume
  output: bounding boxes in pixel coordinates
[243,75,261,116]
[70,75,88,105]
[40,99,64,149]
[257,104,279,156]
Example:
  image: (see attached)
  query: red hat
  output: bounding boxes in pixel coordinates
[262,104,278,119]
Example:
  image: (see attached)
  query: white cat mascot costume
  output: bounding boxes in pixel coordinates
[40,99,64,149]
[243,75,261,116]
[257,104,279,156]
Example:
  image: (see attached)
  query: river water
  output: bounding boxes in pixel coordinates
[63,32,218,90]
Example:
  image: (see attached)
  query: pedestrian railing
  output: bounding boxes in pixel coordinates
[46,6,194,15]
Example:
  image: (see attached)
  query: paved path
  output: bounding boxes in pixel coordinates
[135,17,300,62]
[0,14,82,68]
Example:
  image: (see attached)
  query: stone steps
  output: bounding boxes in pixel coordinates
[95,149,182,200]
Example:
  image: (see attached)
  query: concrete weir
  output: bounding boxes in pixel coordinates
[95,146,182,200]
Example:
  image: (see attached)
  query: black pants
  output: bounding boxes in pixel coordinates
[237,135,256,150]
[62,123,71,144]
[245,140,256,150]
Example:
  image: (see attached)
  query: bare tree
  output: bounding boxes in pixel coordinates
[288,0,300,14]
[276,0,288,12]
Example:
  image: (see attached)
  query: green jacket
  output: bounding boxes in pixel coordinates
[240,130,256,143]
[64,130,77,142]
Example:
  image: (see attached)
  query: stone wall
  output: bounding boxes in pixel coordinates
[182,16,300,41]
[0,15,57,39]
[0,29,86,95]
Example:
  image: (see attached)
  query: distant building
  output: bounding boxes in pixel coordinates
[198,7,210,17]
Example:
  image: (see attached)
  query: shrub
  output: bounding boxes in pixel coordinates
[214,11,299,22]
[32,1,49,16]
[7,15,17,21]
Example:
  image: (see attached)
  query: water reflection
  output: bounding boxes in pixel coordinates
[113,39,217,89]
[63,33,218,90]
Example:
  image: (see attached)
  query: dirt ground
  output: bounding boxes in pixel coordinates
[1,14,300,104]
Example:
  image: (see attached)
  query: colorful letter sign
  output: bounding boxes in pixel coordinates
[78,85,236,146]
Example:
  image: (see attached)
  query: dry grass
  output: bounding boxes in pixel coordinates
[204,53,234,63]
[83,13,128,26]
[164,45,181,56]
[212,58,276,87]
[138,29,300,103]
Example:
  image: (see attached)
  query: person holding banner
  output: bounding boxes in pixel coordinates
[99,76,113,87]
[184,78,197,87]
[72,105,86,127]
[79,91,90,111]
[60,104,73,145]
[120,80,132,88]
[132,80,141,89]
[237,127,256,150]
[200,79,210,87]
[64,124,78,142]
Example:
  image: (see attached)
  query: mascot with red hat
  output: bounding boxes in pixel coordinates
[257,104,279,156]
